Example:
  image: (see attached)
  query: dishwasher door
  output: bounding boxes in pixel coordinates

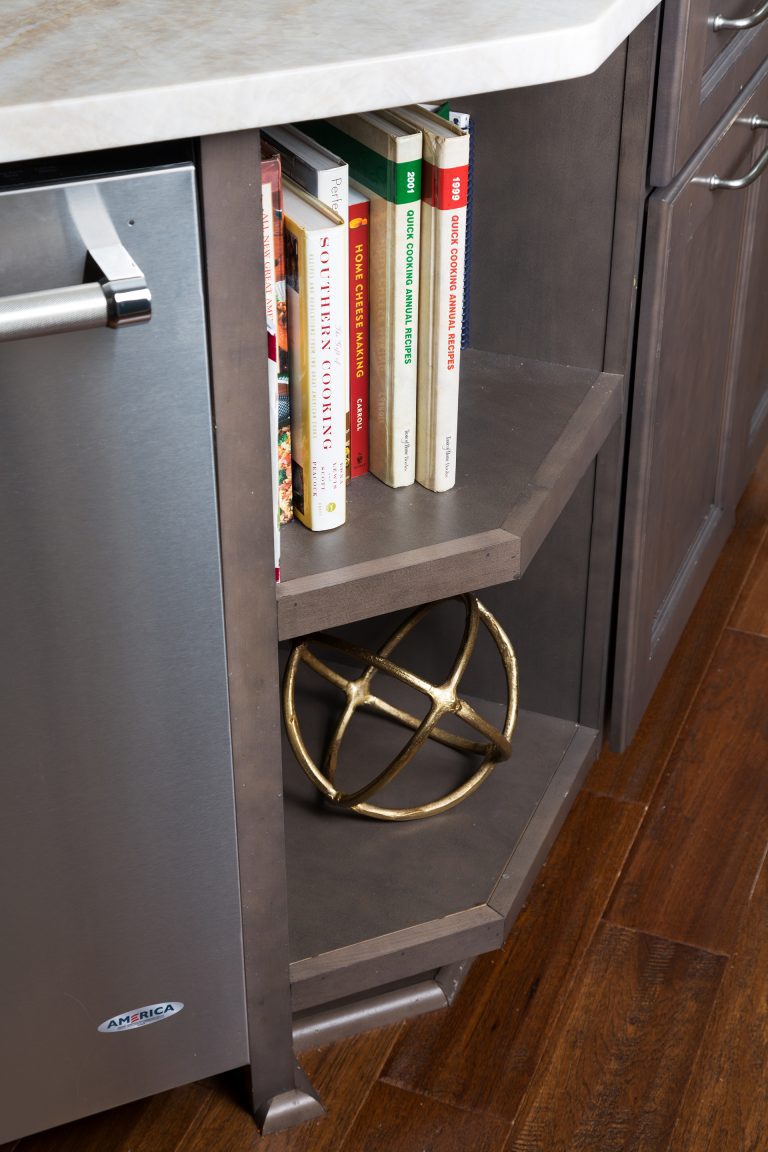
[0,161,248,1141]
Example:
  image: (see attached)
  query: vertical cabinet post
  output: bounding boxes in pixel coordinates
[198,130,323,1132]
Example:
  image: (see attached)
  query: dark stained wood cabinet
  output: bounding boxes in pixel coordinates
[728,108,768,499]
[10,0,748,1126]
[141,2,768,1118]
[10,0,768,1140]
[121,7,768,1121]
[227,18,661,1057]
[652,0,768,185]
[613,50,768,746]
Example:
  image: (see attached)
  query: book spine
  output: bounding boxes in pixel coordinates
[314,167,350,480]
[381,193,420,487]
[261,176,281,580]
[274,218,294,529]
[348,197,370,477]
[458,116,474,351]
[417,149,469,492]
[300,118,421,487]
[427,107,474,348]
[315,168,348,222]
[260,150,294,525]
[285,220,346,531]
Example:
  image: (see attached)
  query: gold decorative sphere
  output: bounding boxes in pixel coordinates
[282,593,518,821]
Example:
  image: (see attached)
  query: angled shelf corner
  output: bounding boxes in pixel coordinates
[277,353,622,639]
[281,673,600,1012]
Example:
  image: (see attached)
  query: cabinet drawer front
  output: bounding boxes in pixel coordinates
[613,62,768,747]
[652,0,768,184]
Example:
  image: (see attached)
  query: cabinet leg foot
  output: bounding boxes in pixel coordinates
[253,1063,325,1134]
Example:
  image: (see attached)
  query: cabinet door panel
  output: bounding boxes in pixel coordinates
[652,0,768,184]
[613,80,763,747]
[728,121,768,496]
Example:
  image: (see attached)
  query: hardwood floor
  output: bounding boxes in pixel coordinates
[12,451,768,1151]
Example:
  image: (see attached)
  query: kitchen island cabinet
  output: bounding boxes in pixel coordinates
[196,25,658,1118]
[613,3,768,745]
[651,0,768,185]
[9,0,766,1140]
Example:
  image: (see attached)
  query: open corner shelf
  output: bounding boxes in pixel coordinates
[277,350,620,1018]
[282,677,600,1013]
[276,352,622,640]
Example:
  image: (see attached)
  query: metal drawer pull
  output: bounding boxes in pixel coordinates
[712,0,768,29]
[0,246,151,343]
[694,116,768,189]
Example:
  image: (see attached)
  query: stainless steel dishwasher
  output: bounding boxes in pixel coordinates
[0,153,248,1141]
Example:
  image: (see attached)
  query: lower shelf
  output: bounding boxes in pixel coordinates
[282,679,599,1014]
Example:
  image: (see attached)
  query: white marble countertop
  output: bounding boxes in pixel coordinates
[0,0,660,163]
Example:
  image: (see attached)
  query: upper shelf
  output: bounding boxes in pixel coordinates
[0,0,660,162]
[277,353,622,639]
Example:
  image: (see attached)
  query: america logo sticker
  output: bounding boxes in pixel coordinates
[98,1002,184,1033]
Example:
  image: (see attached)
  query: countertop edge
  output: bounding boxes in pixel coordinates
[0,0,660,163]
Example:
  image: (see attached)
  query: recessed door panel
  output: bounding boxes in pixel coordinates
[614,66,768,746]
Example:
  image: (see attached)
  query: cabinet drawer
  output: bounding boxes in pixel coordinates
[652,0,768,184]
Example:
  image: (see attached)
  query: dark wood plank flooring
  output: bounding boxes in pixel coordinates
[13,450,768,1151]
[508,925,725,1152]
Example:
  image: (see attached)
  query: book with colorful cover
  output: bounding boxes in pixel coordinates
[390,104,469,492]
[299,113,422,488]
[260,145,293,530]
[260,164,281,579]
[262,125,352,478]
[348,184,370,477]
[283,179,346,531]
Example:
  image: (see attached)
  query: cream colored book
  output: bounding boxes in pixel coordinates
[300,113,422,488]
[390,105,469,492]
[283,179,346,531]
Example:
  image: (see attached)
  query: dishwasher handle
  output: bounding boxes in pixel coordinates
[0,246,151,343]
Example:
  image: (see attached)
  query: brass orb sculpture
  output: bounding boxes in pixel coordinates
[282,593,518,821]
